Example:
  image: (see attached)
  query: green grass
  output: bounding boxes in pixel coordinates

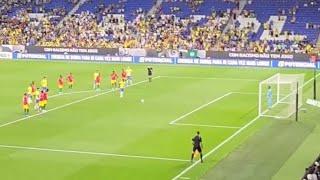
[0,60,318,180]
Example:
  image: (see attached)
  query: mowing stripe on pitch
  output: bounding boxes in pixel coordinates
[173,123,241,129]
[0,77,161,129]
[0,144,188,162]
[171,73,320,180]
[169,92,232,124]
[160,76,259,82]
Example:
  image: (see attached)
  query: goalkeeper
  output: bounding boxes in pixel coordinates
[267,86,273,109]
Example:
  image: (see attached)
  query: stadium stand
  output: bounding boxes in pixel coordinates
[223,0,320,53]
[0,0,319,53]
[0,0,77,16]
[302,154,320,180]
[161,0,236,18]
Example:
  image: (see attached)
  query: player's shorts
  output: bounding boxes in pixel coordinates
[42,87,48,92]
[68,81,74,85]
[23,104,29,109]
[120,88,124,92]
[58,85,63,89]
[95,82,100,86]
[35,99,40,103]
[31,92,36,96]
[39,101,44,107]
[127,76,132,80]
[43,100,47,105]
[27,97,32,104]
[192,146,202,153]
[111,80,117,85]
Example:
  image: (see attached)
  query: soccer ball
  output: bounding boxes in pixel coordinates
[141,99,144,103]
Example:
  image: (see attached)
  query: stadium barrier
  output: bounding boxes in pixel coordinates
[0,52,13,59]
[24,46,310,61]
[207,51,310,62]
[25,46,119,56]
[10,52,320,69]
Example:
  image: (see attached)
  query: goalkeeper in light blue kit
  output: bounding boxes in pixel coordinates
[267,86,273,109]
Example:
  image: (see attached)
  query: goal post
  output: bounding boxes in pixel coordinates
[259,73,304,119]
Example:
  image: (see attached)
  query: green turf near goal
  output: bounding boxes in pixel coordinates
[259,73,304,119]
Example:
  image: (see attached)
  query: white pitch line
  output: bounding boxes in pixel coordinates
[178,177,190,180]
[50,89,100,98]
[171,73,320,180]
[160,75,259,82]
[0,77,161,129]
[0,144,188,162]
[173,123,241,129]
[169,92,233,125]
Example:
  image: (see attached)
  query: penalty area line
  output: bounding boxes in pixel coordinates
[0,77,161,129]
[0,144,189,162]
[173,123,241,129]
[178,177,190,180]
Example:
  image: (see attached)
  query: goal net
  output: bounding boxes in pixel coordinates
[259,73,304,119]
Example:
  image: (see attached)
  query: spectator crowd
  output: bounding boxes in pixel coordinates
[0,0,318,54]
[302,154,320,180]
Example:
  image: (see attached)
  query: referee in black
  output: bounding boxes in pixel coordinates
[147,67,153,82]
[191,131,203,163]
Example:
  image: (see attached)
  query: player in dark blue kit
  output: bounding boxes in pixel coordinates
[147,67,153,82]
[191,131,203,163]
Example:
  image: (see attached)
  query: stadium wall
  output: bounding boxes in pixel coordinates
[8,52,320,69]
[0,52,12,59]
[1,45,319,69]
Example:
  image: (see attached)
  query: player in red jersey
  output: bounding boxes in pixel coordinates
[22,93,29,116]
[66,73,74,89]
[57,75,64,94]
[39,91,45,112]
[31,81,36,99]
[95,73,102,91]
[121,69,127,85]
[43,90,48,111]
[110,71,118,90]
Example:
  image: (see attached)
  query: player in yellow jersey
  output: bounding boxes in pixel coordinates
[126,66,133,85]
[119,79,125,98]
[27,84,32,97]
[93,70,99,89]
[41,76,48,92]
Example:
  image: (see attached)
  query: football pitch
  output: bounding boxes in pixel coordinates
[0,60,317,180]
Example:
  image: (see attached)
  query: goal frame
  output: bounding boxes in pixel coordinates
[258,73,304,119]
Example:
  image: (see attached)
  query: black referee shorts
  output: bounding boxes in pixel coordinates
[193,146,202,153]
